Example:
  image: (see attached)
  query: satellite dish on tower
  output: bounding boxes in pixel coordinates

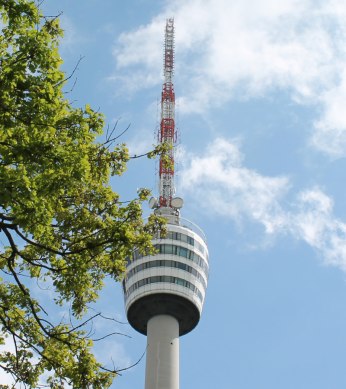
[149,197,158,209]
[171,197,184,209]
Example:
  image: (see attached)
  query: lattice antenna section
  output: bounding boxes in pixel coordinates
[158,18,175,208]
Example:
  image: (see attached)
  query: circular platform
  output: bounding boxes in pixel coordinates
[127,293,200,336]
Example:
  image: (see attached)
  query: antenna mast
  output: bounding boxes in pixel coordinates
[159,18,176,209]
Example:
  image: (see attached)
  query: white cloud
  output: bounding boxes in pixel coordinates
[312,69,346,156]
[180,138,346,270]
[180,138,290,233]
[291,189,346,270]
[110,18,165,93]
[112,0,346,156]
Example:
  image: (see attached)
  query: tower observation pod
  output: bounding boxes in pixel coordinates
[123,18,209,389]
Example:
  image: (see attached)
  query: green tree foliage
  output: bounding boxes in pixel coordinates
[0,1,165,387]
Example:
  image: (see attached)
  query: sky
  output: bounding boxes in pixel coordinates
[4,0,346,387]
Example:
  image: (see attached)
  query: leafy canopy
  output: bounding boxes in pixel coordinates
[0,1,165,387]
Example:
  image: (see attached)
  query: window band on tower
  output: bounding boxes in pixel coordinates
[125,259,207,289]
[130,243,209,275]
[125,275,204,302]
[163,230,208,256]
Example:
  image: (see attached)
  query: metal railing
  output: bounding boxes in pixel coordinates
[170,217,207,243]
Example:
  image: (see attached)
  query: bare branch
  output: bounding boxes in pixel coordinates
[55,56,84,88]
[92,331,131,342]
[101,347,147,374]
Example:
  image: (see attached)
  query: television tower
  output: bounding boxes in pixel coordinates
[123,18,209,389]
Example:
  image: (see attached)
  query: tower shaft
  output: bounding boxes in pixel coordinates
[159,18,175,208]
[145,315,179,389]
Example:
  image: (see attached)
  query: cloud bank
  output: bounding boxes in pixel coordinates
[180,138,346,271]
[113,0,346,157]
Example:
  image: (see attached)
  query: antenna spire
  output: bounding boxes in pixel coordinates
[158,18,176,209]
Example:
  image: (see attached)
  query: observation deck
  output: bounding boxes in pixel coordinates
[123,218,209,336]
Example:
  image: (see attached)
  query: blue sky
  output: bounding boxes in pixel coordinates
[4,0,346,387]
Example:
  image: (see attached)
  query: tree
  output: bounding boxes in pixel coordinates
[0,1,165,387]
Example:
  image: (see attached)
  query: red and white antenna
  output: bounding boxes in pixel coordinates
[150,18,183,217]
[159,18,176,209]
